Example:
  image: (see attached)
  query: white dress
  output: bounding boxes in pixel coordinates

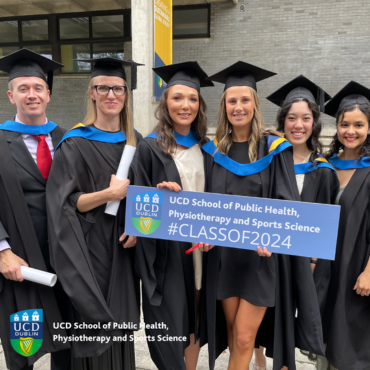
[295,153,311,195]
[172,144,205,290]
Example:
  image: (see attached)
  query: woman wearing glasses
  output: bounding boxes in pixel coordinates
[46,58,142,370]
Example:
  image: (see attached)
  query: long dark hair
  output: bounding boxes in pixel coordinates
[153,88,208,155]
[326,102,370,159]
[276,97,323,163]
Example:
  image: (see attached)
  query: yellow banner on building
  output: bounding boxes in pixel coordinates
[154,0,172,100]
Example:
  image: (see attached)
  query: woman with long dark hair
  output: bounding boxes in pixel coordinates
[129,61,213,370]
[318,81,370,370]
[47,58,142,370]
[254,75,339,370]
[200,63,324,370]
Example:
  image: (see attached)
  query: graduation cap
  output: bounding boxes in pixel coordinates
[152,61,214,92]
[206,61,276,92]
[324,81,370,117]
[266,75,331,113]
[74,57,144,90]
[0,48,63,94]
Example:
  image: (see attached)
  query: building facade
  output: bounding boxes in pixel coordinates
[0,0,369,145]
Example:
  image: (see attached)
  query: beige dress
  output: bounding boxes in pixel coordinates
[295,153,311,195]
[172,144,205,290]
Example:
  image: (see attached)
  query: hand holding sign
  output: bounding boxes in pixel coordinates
[198,242,215,252]
[157,181,182,192]
[256,246,272,257]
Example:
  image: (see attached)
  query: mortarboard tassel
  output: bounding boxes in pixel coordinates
[129,60,137,91]
[317,86,325,113]
[47,71,54,95]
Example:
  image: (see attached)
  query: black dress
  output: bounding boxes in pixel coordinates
[217,141,276,307]
[128,137,201,370]
[46,128,142,369]
[322,167,370,370]
[200,136,325,370]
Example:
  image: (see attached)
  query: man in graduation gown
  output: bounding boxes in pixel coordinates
[0,48,70,370]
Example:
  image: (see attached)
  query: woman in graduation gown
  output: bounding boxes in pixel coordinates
[253,76,340,370]
[200,62,325,370]
[46,58,142,370]
[128,61,213,370]
[318,81,370,370]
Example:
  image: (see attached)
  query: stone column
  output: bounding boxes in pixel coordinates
[131,0,158,136]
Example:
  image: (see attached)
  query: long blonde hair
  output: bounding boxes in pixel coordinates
[215,86,265,162]
[82,77,137,147]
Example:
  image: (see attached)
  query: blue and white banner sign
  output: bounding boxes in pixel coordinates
[125,186,340,260]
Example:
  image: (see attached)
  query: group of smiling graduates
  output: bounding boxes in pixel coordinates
[0,48,369,370]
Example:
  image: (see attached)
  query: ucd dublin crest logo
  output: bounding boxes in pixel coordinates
[132,192,162,235]
[10,309,43,356]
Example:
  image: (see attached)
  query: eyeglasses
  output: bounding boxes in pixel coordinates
[92,85,127,96]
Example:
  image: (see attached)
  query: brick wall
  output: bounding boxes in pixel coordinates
[1,0,369,141]
[174,0,370,141]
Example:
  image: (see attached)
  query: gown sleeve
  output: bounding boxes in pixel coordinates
[46,139,114,323]
[311,168,340,316]
[129,140,166,306]
[273,152,326,356]
[312,168,340,205]
[268,146,300,201]
[203,151,214,194]
[269,148,325,361]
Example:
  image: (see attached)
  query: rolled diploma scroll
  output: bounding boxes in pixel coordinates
[0,266,57,287]
[105,144,137,216]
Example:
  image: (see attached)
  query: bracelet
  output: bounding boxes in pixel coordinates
[310,259,317,265]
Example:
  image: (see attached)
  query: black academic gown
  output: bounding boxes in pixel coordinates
[0,126,70,370]
[200,136,325,370]
[46,132,141,367]
[322,167,370,370]
[299,165,339,317]
[128,137,199,370]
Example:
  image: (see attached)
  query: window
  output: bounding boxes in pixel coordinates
[0,6,209,76]
[92,15,124,38]
[58,11,129,74]
[25,45,52,59]
[0,21,18,43]
[59,18,89,40]
[0,46,19,74]
[0,46,19,57]
[0,10,130,75]
[93,42,124,59]
[0,18,51,74]
[61,44,90,73]
[173,5,210,39]
[22,19,49,41]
